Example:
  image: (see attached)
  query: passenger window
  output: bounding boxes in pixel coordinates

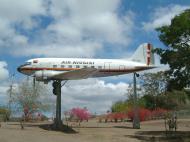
[33,60,38,63]
[98,66,102,69]
[68,65,72,68]
[61,65,64,68]
[83,65,87,68]
[53,65,57,68]
[76,65,80,68]
[91,66,95,68]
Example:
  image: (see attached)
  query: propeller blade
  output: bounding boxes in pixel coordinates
[33,77,36,88]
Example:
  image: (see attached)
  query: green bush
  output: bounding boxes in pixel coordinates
[0,108,10,121]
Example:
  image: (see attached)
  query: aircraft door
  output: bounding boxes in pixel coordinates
[119,65,125,71]
[104,62,111,70]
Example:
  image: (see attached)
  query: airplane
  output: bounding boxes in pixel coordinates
[17,43,156,84]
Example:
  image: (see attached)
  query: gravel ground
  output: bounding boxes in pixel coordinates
[0,119,189,142]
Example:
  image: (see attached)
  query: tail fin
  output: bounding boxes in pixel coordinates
[130,43,155,66]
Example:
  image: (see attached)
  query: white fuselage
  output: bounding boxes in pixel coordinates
[18,57,154,81]
[17,43,156,82]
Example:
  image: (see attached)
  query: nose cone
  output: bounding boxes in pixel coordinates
[17,66,22,73]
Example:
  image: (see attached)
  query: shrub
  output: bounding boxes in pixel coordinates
[0,108,10,121]
[107,112,127,122]
[70,107,91,122]
[127,108,168,121]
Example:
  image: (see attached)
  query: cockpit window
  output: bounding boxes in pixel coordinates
[20,62,32,67]
[24,62,31,66]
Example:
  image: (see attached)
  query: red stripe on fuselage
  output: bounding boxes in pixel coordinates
[20,67,80,71]
[20,67,152,73]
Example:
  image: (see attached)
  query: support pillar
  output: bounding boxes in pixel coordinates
[133,73,140,129]
[53,80,62,129]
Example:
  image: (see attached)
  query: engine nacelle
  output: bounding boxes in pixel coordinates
[34,70,63,81]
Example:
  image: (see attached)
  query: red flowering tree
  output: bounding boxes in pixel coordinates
[70,107,91,122]
[151,108,168,119]
[11,80,51,121]
[127,108,151,121]
[127,108,168,121]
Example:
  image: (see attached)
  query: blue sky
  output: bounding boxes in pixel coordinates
[0,0,190,114]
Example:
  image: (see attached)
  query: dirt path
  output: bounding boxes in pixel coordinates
[0,119,189,142]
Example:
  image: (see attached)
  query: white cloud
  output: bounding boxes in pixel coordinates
[0,0,46,55]
[0,0,135,57]
[0,19,28,48]
[7,77,128,115]
[143,5,190,31]
[0,61,9,81]
[0,61,9,105]
[48,0,120,19]
[0,84,10,105]
[47,0,134,45]
[47,78,129,114]
[11,41,102,58]
[12,78,129,115]
[0,0,45,22]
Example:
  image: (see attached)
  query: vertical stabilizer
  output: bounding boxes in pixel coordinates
[130,43,155,66]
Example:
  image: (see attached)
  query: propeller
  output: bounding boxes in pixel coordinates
[27,76,29,81]
[31,73,36,89]
[33,77,36,89]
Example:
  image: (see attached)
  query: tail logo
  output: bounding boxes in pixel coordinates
[147,43,151,65]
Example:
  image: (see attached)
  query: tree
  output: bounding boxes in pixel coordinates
[140,72,167,109]
[0,106,10,121]
[164,90,190,110]
[140,72,190,110]
[154,9,190,90]
[111,101,128,113]
[111,85,145,113]
[140,72,167,96]
[11,79,51,120]
[69,107,91,122]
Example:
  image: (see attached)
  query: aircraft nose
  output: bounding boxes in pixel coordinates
[17,66,21,73]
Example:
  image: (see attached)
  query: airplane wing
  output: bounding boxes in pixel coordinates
[53,68,99,80]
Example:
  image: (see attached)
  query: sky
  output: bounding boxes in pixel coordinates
[0,0,190,115]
